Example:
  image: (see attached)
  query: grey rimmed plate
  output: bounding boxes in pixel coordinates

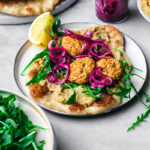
[0,89,57,150]
[0,0,77,24]
[14,22,147,116]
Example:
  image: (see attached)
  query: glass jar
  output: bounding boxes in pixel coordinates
[96,0,128,23]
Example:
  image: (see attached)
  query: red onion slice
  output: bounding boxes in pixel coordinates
[76,42,90,58]
[46,70,57,83]
[89,42,113,60]
[48,40,59,49]
[84,30,93,38]
[46,64,70,85]
[49,46,69,64]
[89,67,113,89]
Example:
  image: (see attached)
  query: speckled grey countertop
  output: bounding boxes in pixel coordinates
[0,0,150,150]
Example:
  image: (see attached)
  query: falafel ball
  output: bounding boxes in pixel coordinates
[96,57,122,80]
[61,36,83,57]
[68,57,95,84]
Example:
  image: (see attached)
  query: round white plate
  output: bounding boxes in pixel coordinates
[14,22,147,116]
[137,0,150,22]
[0,0,77,24]
[0,89,57,150]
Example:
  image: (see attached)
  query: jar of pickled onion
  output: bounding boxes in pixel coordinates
[96,0,128,23]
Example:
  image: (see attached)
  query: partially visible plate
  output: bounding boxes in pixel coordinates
[137,0,150,22]
[14,22,147,116]
[0,89,57,150]
[0,0,77,24]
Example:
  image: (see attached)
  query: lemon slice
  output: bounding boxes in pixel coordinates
[29,12,54,48]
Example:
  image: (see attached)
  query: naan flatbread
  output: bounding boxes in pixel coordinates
[0,0,59,16]
[25,25,131,115]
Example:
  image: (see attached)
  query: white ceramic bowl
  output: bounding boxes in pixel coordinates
[0,88,57,150]
[137,0,150,22]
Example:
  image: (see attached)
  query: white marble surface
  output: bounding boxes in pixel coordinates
[0,0,150,150]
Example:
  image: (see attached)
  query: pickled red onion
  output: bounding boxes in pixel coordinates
[46,64,69,85]
[89,67,113,89]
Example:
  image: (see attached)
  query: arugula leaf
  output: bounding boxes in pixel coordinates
[143,91,150,103]
[49,20,55,40]
[61,84,77,104]
[114,48,121,61]
[82,84,102,98]
[38,140,46,150]
[61,83,79,88]
[127,109,150,131]
[21,48,49,76]
[114,49,149,131]
[26,54,51,86]
[121,61,143,72]
[53,18,65,36]
[131,83,149,109]
[0,94,46,149]
[59,39,62,46]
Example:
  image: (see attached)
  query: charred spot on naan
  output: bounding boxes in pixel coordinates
[93,94,114,107]
[28,59,43,78]
[28,69,40,79]
[29,83,48,99]
[69,103,84,112]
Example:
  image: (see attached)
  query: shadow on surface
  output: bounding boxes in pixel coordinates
[128,6,140,21]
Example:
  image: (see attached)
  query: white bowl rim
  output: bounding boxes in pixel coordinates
[137,0,150,23]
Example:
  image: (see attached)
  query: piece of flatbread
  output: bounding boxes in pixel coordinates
[0,0,59,16]
[26,25,131,115]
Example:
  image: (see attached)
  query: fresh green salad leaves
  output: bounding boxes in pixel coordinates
[114,48,121,61]
[53,18,65,36]
[21,49,49,76]
[0,94,46,150]
[127,109,150,132]
[22,17,64,86]
[61,84,78,104]
[26,54,52,86]
[113,48,150,131]
[47,17,64,39]
[82,84,103,99]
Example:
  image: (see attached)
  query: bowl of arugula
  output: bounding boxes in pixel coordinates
[0,89,57,150]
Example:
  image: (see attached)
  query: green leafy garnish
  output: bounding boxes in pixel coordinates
[114,48,121,61]
[49,20,55,39]
[143,91,150,103]
[61,84,77,104]
[21,48,49,76]
[21,17,65,86]
[82,84,102,99]
[108,49,144,103]
[47,18,64,39]
[127,92,150,131]
[0,94,46,149]
[127,109,150,132]
[53,18,65,36]
[59,39,62,46]
[115,48,150,131]
[26,54,52,86]
[121,61,143,72]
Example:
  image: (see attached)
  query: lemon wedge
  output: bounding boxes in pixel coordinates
[29,12,54,48]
